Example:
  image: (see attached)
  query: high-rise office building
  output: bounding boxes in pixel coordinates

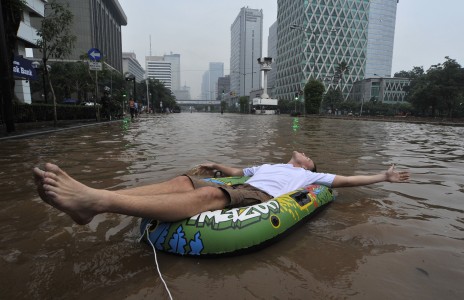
[146,56,172,90]
[45,0,127,72]
[217,75,231,100]
[365,0,398,78]
[201,71,210,100]
[200,62,224,100]
[230,7,263,98]
[275,0,398,100]
[145,53,183,98]
[267,21,278,98]
[122,52,145,82]
[209,62,224,100]
[164,53,181,91]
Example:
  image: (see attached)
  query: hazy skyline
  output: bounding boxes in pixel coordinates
[119,0,464,98]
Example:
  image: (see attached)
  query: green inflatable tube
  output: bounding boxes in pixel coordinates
[140,176,334,256]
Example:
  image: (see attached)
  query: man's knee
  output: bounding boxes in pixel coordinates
[173,175,194,188]
[196,186,230,208]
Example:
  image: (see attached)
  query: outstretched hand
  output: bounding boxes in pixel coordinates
[386,164,410,183]
[190,163,217,176]
[198,163,215,170]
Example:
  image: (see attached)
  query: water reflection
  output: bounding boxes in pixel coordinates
[0,114,463,299]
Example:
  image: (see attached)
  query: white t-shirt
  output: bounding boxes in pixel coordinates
[243,164,336,197]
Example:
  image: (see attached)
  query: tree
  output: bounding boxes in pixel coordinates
[0,0,24,133]
[394,66,424,79]
[304,79,325,114]
[334,61,349,97]
[407,57,464,117]
[48,61,92,102]
[36,0,76,126]
[239,96,249,113]
[146,78,176,113]
[429,57,464,118]
[322,88,343,114]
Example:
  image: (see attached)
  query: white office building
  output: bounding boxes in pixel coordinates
[122,52,145,82]
[164,53,180,91]
[267,21,278,98]
[230,7,263,98]
[365,0,398,78]
[146,56,172,90]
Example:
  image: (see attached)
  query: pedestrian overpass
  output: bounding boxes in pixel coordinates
[176,100,221,112]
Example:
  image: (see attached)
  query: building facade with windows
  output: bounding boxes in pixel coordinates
[201,70,210,100]
[217,75,230,100]
[209,62,224,100]
[267,21,278,98]
[122,52,144,82]
[146,56,172,90]
[14,0,47,103]
[230,7,263,98]
[164,53,180,91]
[365,0,398,78]
[275,0,398,101]
[350,77,410,104]
[145,53,183,98]
[48,0,127,72]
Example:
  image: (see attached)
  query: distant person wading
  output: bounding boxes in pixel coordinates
[129,98,136,120]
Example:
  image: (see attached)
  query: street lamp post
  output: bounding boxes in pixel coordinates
[145,74,150,113]
[125,73,136,101]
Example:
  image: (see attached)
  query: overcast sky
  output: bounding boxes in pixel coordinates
[119,0,464,98]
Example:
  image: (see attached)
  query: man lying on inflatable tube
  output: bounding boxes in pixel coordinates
[33,151,410,255]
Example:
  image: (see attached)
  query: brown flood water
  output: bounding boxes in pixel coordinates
[0,113,463,299]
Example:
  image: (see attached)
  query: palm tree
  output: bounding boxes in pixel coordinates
[335,61,349,96]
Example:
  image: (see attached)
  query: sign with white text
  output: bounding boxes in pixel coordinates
[89,61,102,71]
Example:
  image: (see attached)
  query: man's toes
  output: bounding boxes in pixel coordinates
[33,167,45,179]
[43,171,57,181]
[44,163,69,179]
[44,163,60,173]
[43,177,58,187]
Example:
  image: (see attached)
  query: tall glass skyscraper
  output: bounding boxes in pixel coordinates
[365,0,398,78]
[230,7,263,98]
[275,0,398,100]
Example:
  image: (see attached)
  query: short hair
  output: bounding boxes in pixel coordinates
[311,162,317,173]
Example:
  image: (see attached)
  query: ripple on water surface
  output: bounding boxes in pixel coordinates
[0,115,463,299]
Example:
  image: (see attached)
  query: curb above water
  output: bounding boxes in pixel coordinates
[0,120,122,141]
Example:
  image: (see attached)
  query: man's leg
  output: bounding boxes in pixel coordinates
[33,163,229,225]
[115,176,195,196]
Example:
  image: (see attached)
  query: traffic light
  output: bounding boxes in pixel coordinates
[294,93,299,100]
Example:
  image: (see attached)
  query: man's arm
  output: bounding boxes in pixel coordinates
[199,163,244,177]
[332,165,410,188]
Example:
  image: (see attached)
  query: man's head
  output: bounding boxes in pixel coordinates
[288,151,317,172]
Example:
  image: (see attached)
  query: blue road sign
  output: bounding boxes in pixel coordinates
[87,48,102,61]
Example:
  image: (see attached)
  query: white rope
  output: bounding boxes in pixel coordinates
[142,224,174,300]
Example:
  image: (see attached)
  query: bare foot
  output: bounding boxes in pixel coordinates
[33,163,103,225]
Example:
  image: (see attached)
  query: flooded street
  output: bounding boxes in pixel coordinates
[0,113,463,299]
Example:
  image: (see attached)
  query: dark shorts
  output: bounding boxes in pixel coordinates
[185,175,273,207]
